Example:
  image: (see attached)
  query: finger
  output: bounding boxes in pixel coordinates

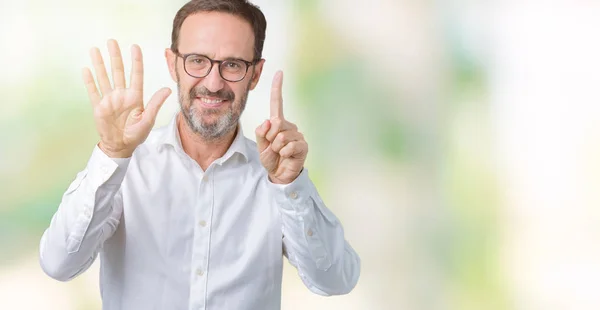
[270,130,304,153]
[270,70,284,119]
[130,44,144,93]
[108,39,126,89]
[143,87,172,126]
[255,120,271,153]
[279,140,308,158]
[90,47,112,95]
[82,67,101,106]
[265,117,297,142]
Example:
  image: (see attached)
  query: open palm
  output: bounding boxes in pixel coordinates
[82,39,171,158]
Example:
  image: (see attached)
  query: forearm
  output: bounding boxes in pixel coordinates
[274,169,361,295]
[39,146,128,281]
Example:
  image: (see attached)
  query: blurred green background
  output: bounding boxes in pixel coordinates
[2,0,600,309]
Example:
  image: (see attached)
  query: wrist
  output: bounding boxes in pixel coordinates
[98,142,134,158]
[268,169,303,185]
[268,175,287,185]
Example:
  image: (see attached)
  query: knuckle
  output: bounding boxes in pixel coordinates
[274,143,283,152]
[277,132,287,142]
[285,142,295,152]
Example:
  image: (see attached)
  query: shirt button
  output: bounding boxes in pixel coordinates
[289,191,298,199]
[199,220,207,227]
[307,229,313,237]
[196,269,204,276]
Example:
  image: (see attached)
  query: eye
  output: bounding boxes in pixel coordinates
[224,61,243,70]
[185,55,209,67]
[190,57,206,64]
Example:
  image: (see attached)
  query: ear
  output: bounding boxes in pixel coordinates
[165,48,178,82]
[248,59,265,91]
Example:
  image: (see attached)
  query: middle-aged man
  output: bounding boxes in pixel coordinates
[39,0,360,309]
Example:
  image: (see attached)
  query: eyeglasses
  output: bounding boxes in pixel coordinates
[175,52,258,82]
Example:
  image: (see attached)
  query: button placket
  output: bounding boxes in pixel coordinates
[189,170,212,310]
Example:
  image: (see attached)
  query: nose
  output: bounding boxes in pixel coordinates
[202,63,225,93]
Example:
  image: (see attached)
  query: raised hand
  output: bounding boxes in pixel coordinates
[255,71,308,184]
[82,39,172,158]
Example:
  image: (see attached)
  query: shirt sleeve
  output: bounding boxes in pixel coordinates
[39,145,129,281]
[270,168,361,296]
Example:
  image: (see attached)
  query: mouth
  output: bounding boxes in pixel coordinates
[195,96,229,108]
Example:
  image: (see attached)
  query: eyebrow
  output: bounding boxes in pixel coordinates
[181,52,252,62]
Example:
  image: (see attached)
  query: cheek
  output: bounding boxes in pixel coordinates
[180,78,199,97]
[231,80,252,101]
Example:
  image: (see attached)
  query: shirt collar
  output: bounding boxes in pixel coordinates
[156,112,250,164]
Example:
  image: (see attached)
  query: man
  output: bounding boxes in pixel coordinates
[39,0,360,309]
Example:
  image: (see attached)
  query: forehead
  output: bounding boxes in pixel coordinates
[178,12,255,60]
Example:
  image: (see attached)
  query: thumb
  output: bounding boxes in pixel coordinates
[143,87,172,125]
[255,119,271,153]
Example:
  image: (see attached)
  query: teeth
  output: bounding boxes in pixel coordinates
[200,98,224,104]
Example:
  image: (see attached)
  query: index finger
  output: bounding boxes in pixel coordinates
[270,70,284,119]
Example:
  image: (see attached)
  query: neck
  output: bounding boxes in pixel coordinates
[177,113,237,171]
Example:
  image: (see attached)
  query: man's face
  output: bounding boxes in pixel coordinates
[166,12,264,140]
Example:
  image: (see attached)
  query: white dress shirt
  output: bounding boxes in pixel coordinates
[39,113,360,310]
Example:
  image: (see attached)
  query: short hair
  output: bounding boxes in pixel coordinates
[171,0,267,60]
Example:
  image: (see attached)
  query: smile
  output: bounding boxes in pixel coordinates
[201,97,224,104]
[196,97,228,108]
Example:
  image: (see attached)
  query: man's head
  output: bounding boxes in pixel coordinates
[165,0,267,140]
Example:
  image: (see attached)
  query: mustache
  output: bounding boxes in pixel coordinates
[190,86,235,101]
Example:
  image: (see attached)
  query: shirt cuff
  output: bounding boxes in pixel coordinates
[87,145,131,186]
[269,168,316,212]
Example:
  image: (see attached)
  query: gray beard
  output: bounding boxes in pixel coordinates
[178,84,249,141]
[184,102,236,141]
